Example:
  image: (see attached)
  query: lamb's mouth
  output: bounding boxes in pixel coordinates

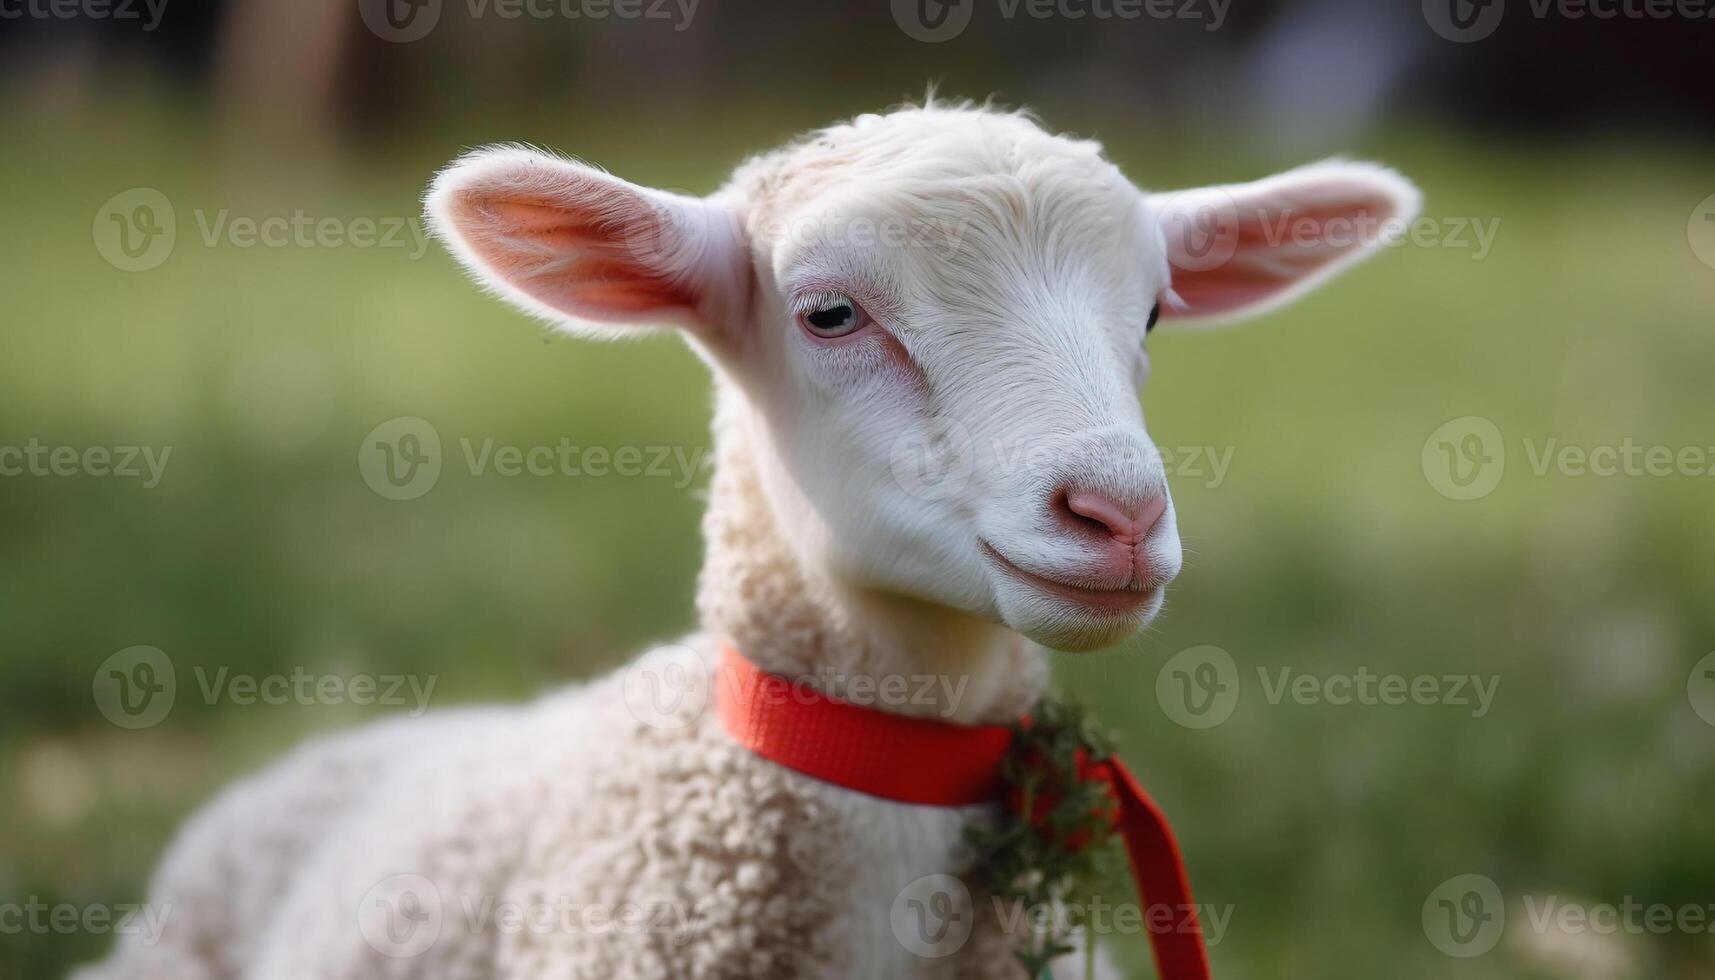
[979,541,1158,615]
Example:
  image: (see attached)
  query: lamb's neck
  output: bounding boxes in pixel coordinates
[694,412,1048,726]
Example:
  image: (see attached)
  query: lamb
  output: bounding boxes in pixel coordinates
[73,102,1419,980]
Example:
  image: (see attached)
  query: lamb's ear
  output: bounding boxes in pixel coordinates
[426,146,749,344]
[1148,161,1420,324]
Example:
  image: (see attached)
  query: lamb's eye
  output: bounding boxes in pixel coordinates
[1146,302,1161,334]
[798,294,872,339]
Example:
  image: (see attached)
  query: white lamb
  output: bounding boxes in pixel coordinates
[74,102,1418,980]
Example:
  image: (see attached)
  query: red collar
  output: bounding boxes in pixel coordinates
[716,644,1213,980]
[715,642,1014,805]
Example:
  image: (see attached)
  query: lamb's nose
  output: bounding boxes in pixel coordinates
[1063,490,1167,545]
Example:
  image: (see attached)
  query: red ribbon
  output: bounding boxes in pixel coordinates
[716,645,1212,980]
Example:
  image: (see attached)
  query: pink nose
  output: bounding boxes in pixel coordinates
[1064,490,1167,545]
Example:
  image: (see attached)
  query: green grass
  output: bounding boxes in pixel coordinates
[3,104,1713,979]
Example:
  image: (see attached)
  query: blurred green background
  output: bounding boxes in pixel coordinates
[3,2,1714,978]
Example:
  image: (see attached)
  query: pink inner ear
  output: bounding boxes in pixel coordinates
[452,191,699,321]
[1168,196,1390,318]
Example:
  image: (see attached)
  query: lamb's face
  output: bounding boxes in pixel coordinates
[730,133,1181,652]
[427,106,1420,652]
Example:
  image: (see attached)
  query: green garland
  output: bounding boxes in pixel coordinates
[964,698,1129,978]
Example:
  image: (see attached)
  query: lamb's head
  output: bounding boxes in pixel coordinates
[428,105,1419,652]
